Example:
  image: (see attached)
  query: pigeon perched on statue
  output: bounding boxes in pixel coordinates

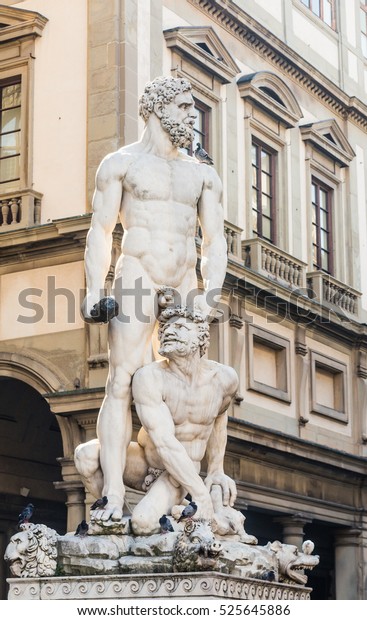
[177,501,198,522]
[90,297,119,323]
[302,540,315,555]
[18,503,34,527]
[91,496,108,511]
[75,520,89,537]
[194,143,214,165]
[159,514,174,534]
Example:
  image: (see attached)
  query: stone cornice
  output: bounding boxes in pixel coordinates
[188,0,367,130]
[227,417,367,477]
[0,214,91,271]
[44,387,105,415]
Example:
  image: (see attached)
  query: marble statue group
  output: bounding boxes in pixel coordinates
[76,75,242,535]
[5,77,320,593]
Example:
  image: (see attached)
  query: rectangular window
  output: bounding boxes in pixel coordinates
[251,140,275,244]
[311,178,333,274]
[248,325,291,403]
[361,1,367,57]
[310,351,348,422]
[0,76,21,189]
[300,0,336,29]
[186,99,210,157]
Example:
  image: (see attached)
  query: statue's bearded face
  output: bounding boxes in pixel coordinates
[159,317,200,358]
[160,91,196,149]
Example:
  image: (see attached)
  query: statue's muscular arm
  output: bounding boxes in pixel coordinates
[197,165,227,319]
[204,366,239,506]
[132,365,214,518]
[82,151,131,319]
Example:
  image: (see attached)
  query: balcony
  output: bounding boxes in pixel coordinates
[242,238,307,289]
[0,190,42,230]
[196,219,243,264]
[306,271,361,320]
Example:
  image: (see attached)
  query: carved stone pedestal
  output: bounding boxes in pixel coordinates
[7,572,312,600]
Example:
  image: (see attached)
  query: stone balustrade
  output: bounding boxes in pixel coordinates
[224,219,243,263]
[196,220,243,264]
[242,238,307,289]
[307,271,361,319]
[0,190,42,230]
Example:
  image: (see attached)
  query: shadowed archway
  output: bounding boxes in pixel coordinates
[0,377,67,599]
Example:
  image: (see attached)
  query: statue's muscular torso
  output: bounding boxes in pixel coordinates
[137,360,236,469]
[114,150,207,287]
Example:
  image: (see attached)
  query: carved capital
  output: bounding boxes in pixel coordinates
[357,349,367,378]
[295,325,308,357]
[87,354,109,369]
[229,313,244,329]
[295,343,308,356]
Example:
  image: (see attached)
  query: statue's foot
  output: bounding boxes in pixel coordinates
[91,495,124,522]
[240,532,258,545]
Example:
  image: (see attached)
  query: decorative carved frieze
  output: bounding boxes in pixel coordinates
[7,572,312,600]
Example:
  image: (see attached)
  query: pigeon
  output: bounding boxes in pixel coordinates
[90,297,119,323]
[159,514,174,534]
[18,503,34,527]
[90,496,108,511]
[260,570,276,582]
[194,143,214,165]
[302,540,315,555]
[177,501,197,522]
[75,520,89,537]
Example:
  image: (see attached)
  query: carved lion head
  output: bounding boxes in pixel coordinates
[4,523,58,578]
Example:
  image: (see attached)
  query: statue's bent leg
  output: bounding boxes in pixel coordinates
[74,439,103,499]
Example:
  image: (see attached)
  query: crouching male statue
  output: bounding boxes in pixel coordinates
[75,307,255,540]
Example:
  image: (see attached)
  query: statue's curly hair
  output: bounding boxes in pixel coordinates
[158,306,210,357]
[139,76,192,122]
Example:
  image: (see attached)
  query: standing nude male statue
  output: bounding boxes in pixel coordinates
[81,77,228,521]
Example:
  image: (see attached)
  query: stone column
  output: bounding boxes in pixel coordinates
[87,0,139,203]
[229,296,245,408]
[54,481,85,533]
[295,325,310,427]
[275,514,312,549]
[334,528,362,600]
[0,531,7,601]
[356,348,367,446]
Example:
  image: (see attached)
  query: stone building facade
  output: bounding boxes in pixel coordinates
[0,0,366,600]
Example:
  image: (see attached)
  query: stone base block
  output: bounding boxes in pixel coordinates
[8,572,311,600]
